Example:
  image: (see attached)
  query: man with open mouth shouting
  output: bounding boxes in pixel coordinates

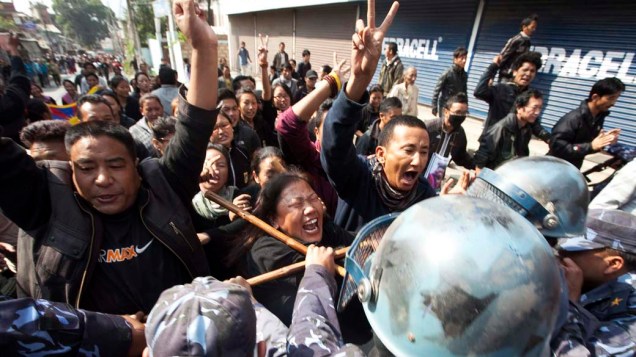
[319,0,469,232]
[0,0,218,327]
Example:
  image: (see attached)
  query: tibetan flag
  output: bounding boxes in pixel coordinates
[48,103,80,125]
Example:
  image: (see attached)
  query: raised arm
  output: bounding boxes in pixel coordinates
[0,35,30,141]
[177,0,217,110]
[295,54,347,121]
[277,56,347,165]
[160,0,218,202]
[0,137,50,230]
[473,58,500,104]
[258,34,272,101]
[321,0,399,195]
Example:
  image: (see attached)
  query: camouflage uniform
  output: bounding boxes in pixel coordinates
[145,276,287,356]
[551,273,636,356]
[287,265,365,356]
[552,209,636,356]
[0,296,131,355]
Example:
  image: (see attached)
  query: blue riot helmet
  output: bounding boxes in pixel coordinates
[338,213,398,312]
[341,196,562,356]
[467,156,589,239]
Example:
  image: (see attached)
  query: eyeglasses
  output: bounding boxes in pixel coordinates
[285,194,321,210]
[213,122,232,132]
[448,111,469,116]
[274,95,290,100]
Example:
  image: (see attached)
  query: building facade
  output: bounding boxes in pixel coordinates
[222,0,636,146]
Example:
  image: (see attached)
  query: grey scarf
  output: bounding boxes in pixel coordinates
[369,156,420,212]
[192,186,237,221]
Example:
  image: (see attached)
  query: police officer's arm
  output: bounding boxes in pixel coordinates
[0,296,140,356]
[287,246,345,355]
[160,0,218,202]
[590,161,636,210]
[551,299,636,357]
[473,59,499,104]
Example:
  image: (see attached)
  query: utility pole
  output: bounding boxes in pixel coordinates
[126,0,143,66]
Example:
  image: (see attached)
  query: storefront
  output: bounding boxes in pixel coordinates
[227,1,358,77]
[227,0,636,146]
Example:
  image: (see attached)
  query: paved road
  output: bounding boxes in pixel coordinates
[42,74,73,104]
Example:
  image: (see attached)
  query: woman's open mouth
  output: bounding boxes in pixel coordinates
[303,218,319,233]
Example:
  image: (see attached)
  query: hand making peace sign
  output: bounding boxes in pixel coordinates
[346,0,399,101]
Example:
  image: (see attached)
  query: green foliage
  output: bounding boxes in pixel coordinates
[0,17,18,32]
[52,0,114,48]
[133,3,167,47]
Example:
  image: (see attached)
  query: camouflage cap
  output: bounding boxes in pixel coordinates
[145,277,256,356]
[558,209,636,254]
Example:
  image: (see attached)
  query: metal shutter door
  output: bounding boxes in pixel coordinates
[295,4,358,75]
[467,0,636,146]
[368,0,478,105]
[229,13,256,71]
[254,9,294,65]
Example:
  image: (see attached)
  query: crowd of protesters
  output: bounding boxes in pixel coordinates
[0,0,634,356]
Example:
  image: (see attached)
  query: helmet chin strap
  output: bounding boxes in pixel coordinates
[474,168,558,230]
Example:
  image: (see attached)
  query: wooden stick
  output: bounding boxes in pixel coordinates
[248,247,349,286]
[204,190,308,255]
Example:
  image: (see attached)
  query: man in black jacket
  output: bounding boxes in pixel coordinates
[425,92,474,171]
[474,51,550,142]
[474,89,543,171]
[355,96,402,156]
[498,14,538,82]
[549,77,624,169]
[431,47,467,116]
[0,0,218,315]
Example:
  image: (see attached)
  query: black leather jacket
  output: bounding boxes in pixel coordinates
[431,64,467,114]
[474,113,533,169]
[474,63,550,142]
[2,96,216,309]
[549,100,609,169]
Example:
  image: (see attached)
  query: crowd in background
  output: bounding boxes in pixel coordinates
[0,0,635,356]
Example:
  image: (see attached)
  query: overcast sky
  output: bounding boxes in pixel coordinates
[13,0,126,19]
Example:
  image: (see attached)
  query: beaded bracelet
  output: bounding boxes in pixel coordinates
[323,75,338,98]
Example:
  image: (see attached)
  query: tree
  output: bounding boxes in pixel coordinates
[52,0,114,48]
[0,17,18,32]
[133,2,167,47]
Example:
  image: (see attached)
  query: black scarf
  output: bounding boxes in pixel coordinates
[369,156,420,212]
